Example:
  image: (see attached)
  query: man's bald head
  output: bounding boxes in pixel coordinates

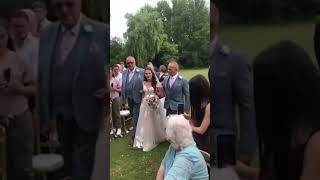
[126,56,136,71]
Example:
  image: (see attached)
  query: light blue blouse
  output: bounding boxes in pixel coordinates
[162,144,209,180]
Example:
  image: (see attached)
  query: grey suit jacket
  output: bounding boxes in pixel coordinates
[37,16,109,133]
[209,41,257,160]
[121,67,145,104]
[162,75,190,112]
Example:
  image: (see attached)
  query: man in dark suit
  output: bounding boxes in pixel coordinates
[209,0,257,170]
[37,0,108,179]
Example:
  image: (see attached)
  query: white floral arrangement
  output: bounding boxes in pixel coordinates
[146,94,159,109]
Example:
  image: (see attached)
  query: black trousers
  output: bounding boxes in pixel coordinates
[58,117,98,180]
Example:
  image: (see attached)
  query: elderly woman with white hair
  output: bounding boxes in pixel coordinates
[156,115,209,180]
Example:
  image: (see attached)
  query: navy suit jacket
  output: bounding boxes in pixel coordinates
[37,16,108,133]
[209,41,257,161]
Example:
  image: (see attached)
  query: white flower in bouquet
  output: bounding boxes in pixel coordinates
[146,94,159,109]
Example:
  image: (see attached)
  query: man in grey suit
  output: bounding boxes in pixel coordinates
[37,0,108,179]
[122,56,144,142]
[162,61,190,116]
[209,0,257,170]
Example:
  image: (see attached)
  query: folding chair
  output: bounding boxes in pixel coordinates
[32,116,64,180]
[200,150,210,178]
[120,109,131,134]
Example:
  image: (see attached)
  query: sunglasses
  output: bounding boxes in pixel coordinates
[54,1,75,9]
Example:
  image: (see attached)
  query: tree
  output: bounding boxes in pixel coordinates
[124,6,168,67]
[170,0,209,67]
[110,37,126,65]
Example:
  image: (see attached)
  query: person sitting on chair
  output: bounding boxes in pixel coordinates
[156,115,209,180]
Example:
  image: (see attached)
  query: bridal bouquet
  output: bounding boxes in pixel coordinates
[146,94,159,109]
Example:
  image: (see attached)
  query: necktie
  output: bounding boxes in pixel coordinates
[170,77,174,88]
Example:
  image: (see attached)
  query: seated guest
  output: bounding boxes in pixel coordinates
[187,75,210,152]
[156,115,209,180]
[253,41,320,180]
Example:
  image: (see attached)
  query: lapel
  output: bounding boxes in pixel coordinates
[72,16,93,88]
[43,23,59,89]
[171,75,180,90]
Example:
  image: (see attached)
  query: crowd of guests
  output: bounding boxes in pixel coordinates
[0,0,108,179]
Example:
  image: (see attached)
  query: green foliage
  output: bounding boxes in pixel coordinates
[124,6,170,67]
[114,0,209,68]
[219,0,320,23]
[110,37,126,65]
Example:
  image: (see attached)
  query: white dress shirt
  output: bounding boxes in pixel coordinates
[60,16,81,64]
[169,74,178,88]
[115,72,122,86]
[15,33,39,79]
[128,67,137,82]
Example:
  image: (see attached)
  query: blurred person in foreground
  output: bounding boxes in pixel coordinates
[156,115,209,180]
[0,19,36,180]
[37,0,108,179]
[254,41,320,180]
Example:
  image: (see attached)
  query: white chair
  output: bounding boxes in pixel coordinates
[32,153,64,180]
[120,110,131,134]
[32,116,64,180]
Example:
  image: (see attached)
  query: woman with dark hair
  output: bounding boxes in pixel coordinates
[133,66,166,152]
[254,40,320,180]
[0,20,36,179]
[187,75,210,152]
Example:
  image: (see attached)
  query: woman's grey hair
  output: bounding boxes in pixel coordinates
[166,115,194,149]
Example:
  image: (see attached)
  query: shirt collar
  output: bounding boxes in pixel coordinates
[130,67,137,73]
[171,73,178,79]
[15,33,32,48]
[61,14,82,36]
[40,18,49,28]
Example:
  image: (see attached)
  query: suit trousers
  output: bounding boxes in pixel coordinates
[58,117,98,180]
[6,109,34,180]
[128,98,141,139]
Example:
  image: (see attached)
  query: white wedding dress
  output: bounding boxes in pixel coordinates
[133,83,166,152]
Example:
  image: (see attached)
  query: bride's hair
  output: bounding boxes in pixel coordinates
[144,66,157,91]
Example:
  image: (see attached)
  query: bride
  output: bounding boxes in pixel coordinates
[133,66,166,152]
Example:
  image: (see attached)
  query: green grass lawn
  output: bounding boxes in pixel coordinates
[180,68,208,80]
[110,134,169,180]
[221,22,316,63]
